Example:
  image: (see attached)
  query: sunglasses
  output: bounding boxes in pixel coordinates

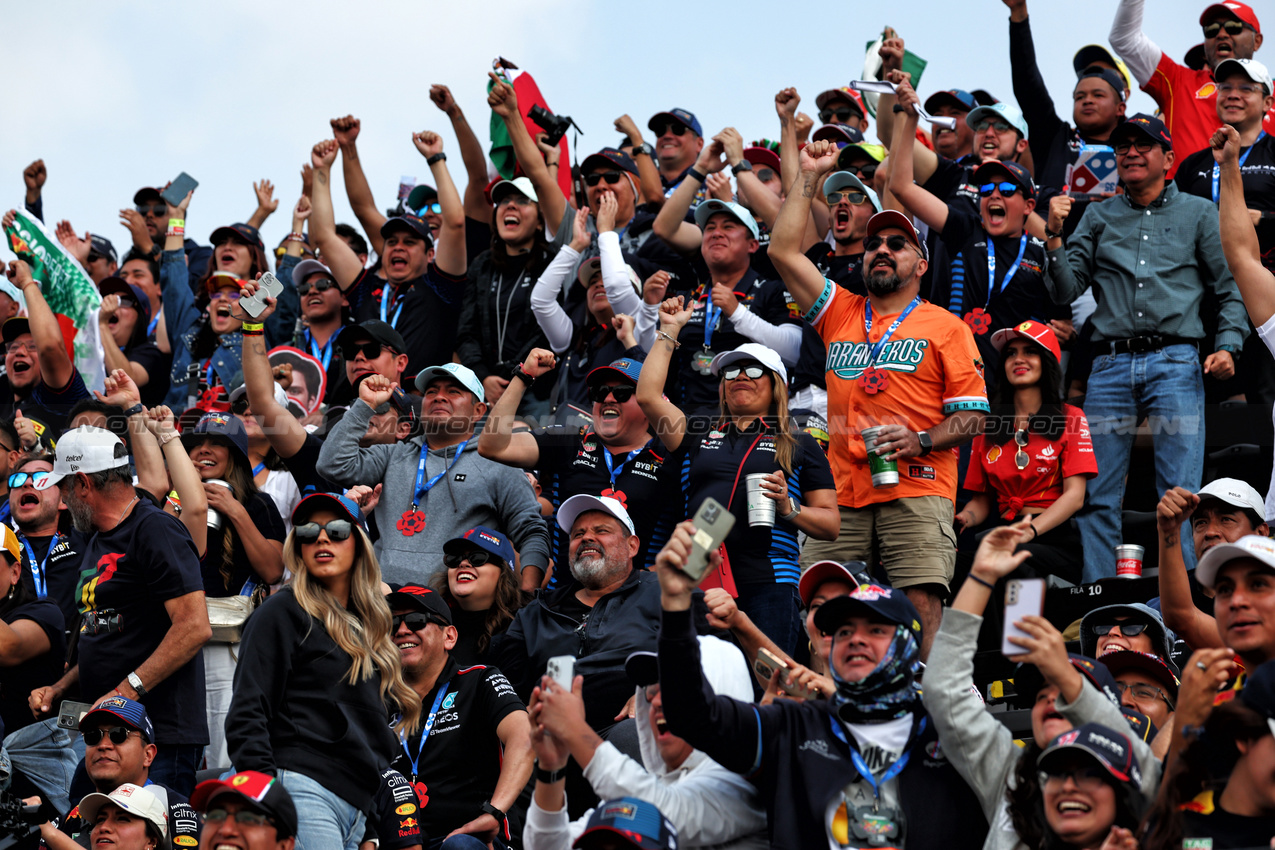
[1014,429,1029,470]
[294,519,354,542]
[1203,19,1249,38]
[297,277,338,296]
[819,107,859,123]
[864,234,915,254]
[204,809,274,828]
[652,122,689,137]
[1113,681,1173,708]
[392,611,447,632]
[84,726,138,746]
[443,549,504,569]
[1091,623,1147,637]
[845,163,878,181]
[136,204,167,217]
[723,365,766,380]
[342,341,391,360]
[1037,766,1109,790]
[756,167,777,183]
[414,202,443,216]
[208,290,241,302]
[585,171,624,187]
[980,182,1023,198]
[973,120,1015,134]
[826,190,869,206]
[231,397,251,416]
[1114,140,1158,156]
[87,252,104,264]
[496,194,535,209]
[9,471,51,489]
[588,384,636,404]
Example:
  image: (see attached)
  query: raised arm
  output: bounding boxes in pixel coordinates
[1155,488,1224,650]
[431,85,495,223]
[97,295,151,388]
[331,115,388,257]
[888,81,950,234]
[488,73,567,236]
[1108,0,1162,88]
[5,261,73,390]
[775,88,802,195]
[96,370,167,499]
[616,114,666,206]
[596,199,643,318]
[145,405,208,553]
[477,349,555,467]
[239,279,309,459]
[529,208,590,353]
[412,131,467,277]
[768,141,841,314]
[308,140,366,292]
[1215,125,1275,325]
[635,299,690,453]
[245,179,279,230]
[653,137,726,253]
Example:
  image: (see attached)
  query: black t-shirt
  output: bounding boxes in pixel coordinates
[282,431,339,497]
[76,500,208,745]
[347,263,467,379]
[448,606,490,668]
[458,250,549,381]
[1181,803,1275,849]
[0,598,63,735]
[390,659,525,840]
[367,767,425,850]
[124,340,172,408]
[671,270,799,411]
[201,491,286,597]
[678,419,835,586]
[533,428,680,573]
[0,370,91,446]
[60,782,200,848]
[923,154,981,216]
[16,523,90,640]
[1176,135,1275,272]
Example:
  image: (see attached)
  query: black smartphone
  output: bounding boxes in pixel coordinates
[161,172,199,207]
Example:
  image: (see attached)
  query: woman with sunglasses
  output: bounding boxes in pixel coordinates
[228,492,421,850]
[430,526,531,666]
[956,323,1095,583]
[639,316,838,654]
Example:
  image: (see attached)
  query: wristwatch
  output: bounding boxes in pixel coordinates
[480,800,507,831]
[534,762,566,783]
[779,501,802,523]
[127,671,148,698]
[730,160,754,175]
[631,142,654,158]
[917,431,933,456]
[1044,225,1064,240]
[427,152,447,165]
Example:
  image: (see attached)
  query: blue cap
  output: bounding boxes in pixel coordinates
[89,234,118,265]
[574,797,678,850]
[380,214,434,246]
[1040,723,1141,786]
[182,411,250,467]
[924,89,978,114]
[581,147,640,177]
[291,492,368,533]
[209,222,264,252]
[647,108,703,138]
[693,200,760,240]
[587,357,643,388]
[1112,113,1172,150]
[813,582,923,639]
[444,525,516,570]
[967,102,1029,138]
[811,124,866,145]
[81,696,154,743]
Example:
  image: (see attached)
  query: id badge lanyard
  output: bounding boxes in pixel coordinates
[864,297,921,367]
[400,683,451,783]
[831,715,926,811]
[380,284,406,328]
[305,329,334,371]
[1213,132,1266,204]
[601,443,646,489]
[403,439,469,525]
[986,233,1028,307]
[20,532,58,600]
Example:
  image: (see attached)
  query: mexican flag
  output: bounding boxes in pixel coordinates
[861,32,928,119]
[487,59,573,201]
[4,208,105,393]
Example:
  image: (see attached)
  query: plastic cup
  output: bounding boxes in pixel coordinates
[1115,544,1144,579]
[205,479,230,530]
[745,473,777,527]
[862,427,899,488]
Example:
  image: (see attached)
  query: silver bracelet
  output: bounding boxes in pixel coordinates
[656,330,681,348]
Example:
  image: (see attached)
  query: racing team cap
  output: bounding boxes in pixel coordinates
[647,108,703,138]
[1013,654,1121,709]
[1099,649,1180,701]
[414,362,485,401]
[80,695,155,743]
[813,582,923,640]
[89,234,118,265]
[381,214,434,246]
[574,797,678,850]
[966,102,1029,138]
[709,343,788,385]
[816,87,868,116]
[973,160,1037,200]
[990,320,1062,364]
[1077,66,1129,101]
[1038,722,1142,786]
[491,176,539,205]
[385,584,453,626]
[557,493,636,536]
[923,89,978,115]
[693,200,760,241]
[191,770,299,839]
[444,525,516,570]
[36,426,125,490]
[1194,533,1275,588]
[1214,57,1273,93]
[1072,45,1134,91]
[823,171,883,213]
[209,222,264,252]
[1112,114,1173,150]
[1200,1,1261,34]
[798,560,867,607]
[864,210,928,260]
[743,146,781,172]
[77,784,169,847]
[811,124,866,145]
[1197,477,1267,521]
[291,492,368,534]
[586,357,643,388]
[581,148,640,177]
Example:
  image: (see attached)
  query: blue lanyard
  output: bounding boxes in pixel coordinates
[305,329,334,371]
[1213,131,1266,204]
[864,297,921,367]
[601,443,645,489]
[205,359,216,389]
[702,291,722,349]
[399,683,450,780]
[986,233,1028,307]
[146,315,160,338]
[831,716,926,803]
[252,462,266,477]
[410,439,469,510]
[0,503,11,525]
[379,284,406,328]
[20,532,58,600]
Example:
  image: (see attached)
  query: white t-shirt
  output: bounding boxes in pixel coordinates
[824,714,913,850]
[259,468,301,533]
[1255,314,1275,521]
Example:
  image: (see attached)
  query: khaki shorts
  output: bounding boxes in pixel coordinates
[800,496,957,591]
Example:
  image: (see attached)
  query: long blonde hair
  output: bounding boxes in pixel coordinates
[286,527,422,734]
[718,370,799,475]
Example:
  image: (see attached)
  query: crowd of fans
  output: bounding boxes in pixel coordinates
[1,0,1275,848]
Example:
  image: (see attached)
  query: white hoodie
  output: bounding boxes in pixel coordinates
[523,635,769,849]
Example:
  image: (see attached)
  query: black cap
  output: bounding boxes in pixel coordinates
[380,214,434,245]
[1012,654,1121,709]
[1,317,30,345]
[338,321,407,357]
[385,584,453,626]
[97,277,153,327]
[813,582,923,639]
[132,187,163,205]
[1112,114,1172,150]
[625,651,659,687]
[1077,66,1128,101]
[581,148,639,177]
[89,235,118,265]
[209,223,265,252]
[181,411,251,466]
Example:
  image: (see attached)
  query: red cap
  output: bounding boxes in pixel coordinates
[798,560,860,607]
[990,320,1062,364]
[1200,2,1260,34]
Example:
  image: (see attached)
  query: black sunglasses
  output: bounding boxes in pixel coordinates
[1091,623,1147,637]
[294,519,354,542]
[231,397,251,416]
[87,252,105,264]
[204,809,275,828]
[864,234,915,254]
[342,340,391,360]
[723,365,766,380]
[392,611,446,632]
[136,204,167,217]
[979,182,1023,198]
[443,549,504,569]
[1015,429,1029,470]
[845,163,878,181]
[84,726,137,746]
[585,171,624,187]
[588,384,636,404]
[652,122,689,137]
[819,107,858,123]
[297,277,338,295]
[1113,140,1158,156]
[1203,19,1248,38]
[826,190,869,206]
[973,120,1015,134]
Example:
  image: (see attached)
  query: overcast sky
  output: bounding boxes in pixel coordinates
[1,0,1221,265]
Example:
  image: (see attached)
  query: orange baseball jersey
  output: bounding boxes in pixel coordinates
[808,279,989,507]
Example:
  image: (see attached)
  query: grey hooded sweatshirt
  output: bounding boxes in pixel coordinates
[316,399,550,585]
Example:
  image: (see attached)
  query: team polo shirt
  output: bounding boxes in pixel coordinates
[678,419,835,586]
[964,405,1097,520]
[347,263,466,380]
[1144,53,1275,175]
[534,427,679,571]
[808,281,989,508]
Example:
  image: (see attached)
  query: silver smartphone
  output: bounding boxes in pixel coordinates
[56,699,94,731]
[546,655,575,690]
[239,272,284,319]
[753,647,820,700]
[682,497,736,582]
[1002,578,1046,656]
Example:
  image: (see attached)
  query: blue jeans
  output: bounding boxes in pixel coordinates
[735,583,803,657]
[1077,345,1204,582]
[278,768,366,850]
[148,743,203,798]
[1,719,82,813]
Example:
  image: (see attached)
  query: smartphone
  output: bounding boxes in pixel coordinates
[57,699,94,731]
[160,172,199,208]
[239,272,284,319]
[753,648,820,700]
[546,655,575,690]
[682,497,736,582]
[1001,578,1046,656]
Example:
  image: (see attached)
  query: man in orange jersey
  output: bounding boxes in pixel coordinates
[769,139,989,656]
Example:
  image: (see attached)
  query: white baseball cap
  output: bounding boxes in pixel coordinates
[77,783,169,848]
[1197,478,1267,521]
[556,493,636,535]
[1214,58,1273,94]
[709,343,788,385]
[491,176,539,205]
[36,426,126,491]
[415,362,485,401]
[1194,533,1275,589]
